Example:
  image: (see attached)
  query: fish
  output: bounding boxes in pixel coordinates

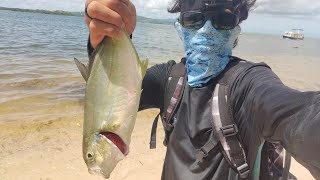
[74,31,148,178]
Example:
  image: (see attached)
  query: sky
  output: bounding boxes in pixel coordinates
[1,0,320,37]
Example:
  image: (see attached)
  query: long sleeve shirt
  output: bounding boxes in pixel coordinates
[88,43,320,180]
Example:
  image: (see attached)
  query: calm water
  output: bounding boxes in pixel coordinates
[0,10,319,123]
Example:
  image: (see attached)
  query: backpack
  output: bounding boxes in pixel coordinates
[149,57,296,179]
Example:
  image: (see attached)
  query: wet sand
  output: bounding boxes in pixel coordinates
[0,56,319,180]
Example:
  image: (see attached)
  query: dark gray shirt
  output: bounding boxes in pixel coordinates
[138,60,320,180]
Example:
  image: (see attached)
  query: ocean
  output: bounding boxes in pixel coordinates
[0,9,319,124]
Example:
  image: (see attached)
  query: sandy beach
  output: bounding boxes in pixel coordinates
[0,109,316,180]
[0,108,167,180]
[0,55,319,180]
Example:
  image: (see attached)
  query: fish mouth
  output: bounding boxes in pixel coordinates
[100,132,129,156]
[88,166,111,179]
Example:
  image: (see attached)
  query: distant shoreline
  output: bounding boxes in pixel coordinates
[0,7,83,17]
[0,6,173,24]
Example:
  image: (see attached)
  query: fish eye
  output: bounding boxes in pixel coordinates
[87,152,94,160]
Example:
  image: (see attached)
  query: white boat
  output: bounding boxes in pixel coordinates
[282,29,304,40]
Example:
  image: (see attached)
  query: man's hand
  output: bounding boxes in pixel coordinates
[85,0,136,48]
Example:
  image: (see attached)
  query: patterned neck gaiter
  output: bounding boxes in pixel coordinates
[175,21,241,87]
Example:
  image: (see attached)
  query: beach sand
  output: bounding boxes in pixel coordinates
[0,108,167,180]
[0,56,319,180]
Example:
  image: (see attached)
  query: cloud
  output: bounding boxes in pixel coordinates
[0,0,173,18]
[131,0,176,18]
[253,0,320,17]
[1,0,319,18]
[133,0,170,9]
[132,0,320,18]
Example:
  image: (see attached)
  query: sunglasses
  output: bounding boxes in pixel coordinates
[178,11,239,30]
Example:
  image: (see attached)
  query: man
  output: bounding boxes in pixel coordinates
[84,0,320,179]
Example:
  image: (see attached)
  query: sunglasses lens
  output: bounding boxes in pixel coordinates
[213,13,238,30]
[181,12,205,29]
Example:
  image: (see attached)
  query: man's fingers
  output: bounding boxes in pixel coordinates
[89,19,122,48]
[103,0,132,27]
[124,1,136,34]
[89,19,122,38]
[84,15,91,26]
[85,0,136,47]
[87,1,125,29]
[118,0,129,6]
[90,33,104,49]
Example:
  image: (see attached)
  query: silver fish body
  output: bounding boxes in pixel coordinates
[75,32,148,178]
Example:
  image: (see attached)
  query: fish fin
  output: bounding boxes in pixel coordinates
[87,53,96,76]
[140,58,149,78]
[74,58,89,81]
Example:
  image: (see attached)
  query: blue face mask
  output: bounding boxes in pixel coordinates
[174,21,241,87]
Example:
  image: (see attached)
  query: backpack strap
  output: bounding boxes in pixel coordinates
[260,142,295,180]
[149,113,160,149]
[149,58,186,149]
[280,151,292,180]
[196,58,270,179]
[163,60,186,124]
[213,83,250,178]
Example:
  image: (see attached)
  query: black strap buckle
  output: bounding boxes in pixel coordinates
[220,124,238,137]
[237,163,250,179]
[196,148,208,164]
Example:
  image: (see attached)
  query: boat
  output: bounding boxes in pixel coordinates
[282,29,304,40]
